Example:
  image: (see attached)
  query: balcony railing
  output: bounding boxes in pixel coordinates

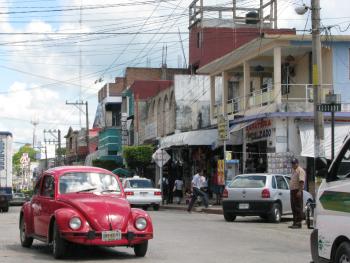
[214,84,343,117]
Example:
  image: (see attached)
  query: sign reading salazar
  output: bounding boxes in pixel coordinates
[152,149,171,168]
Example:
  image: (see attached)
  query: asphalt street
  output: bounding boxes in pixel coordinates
[0,206,312,262]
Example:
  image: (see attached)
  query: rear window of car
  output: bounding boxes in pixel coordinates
[228,175,266,188]
[128,179,153,188]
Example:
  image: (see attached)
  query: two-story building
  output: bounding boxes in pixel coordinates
[197,34,350,177]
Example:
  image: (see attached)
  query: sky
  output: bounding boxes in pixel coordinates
[0,0,349,151]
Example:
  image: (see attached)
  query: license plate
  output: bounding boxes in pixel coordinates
[140,192,148,196]
[102,230,121,241]
[239,203,249,209]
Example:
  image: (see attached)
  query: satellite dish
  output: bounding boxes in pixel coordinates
[295,5,308,15]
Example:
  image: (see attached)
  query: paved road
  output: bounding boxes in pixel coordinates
[0,206,312,262]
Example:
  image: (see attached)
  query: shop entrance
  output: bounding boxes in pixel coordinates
[245,140,267,173]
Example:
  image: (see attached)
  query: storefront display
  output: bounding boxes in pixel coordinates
[267,152,294,175]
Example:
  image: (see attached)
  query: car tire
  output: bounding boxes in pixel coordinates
[52,222,67,259]
[3,206,8,212]
[268,203,282,223]
[223,212,236,222]
[134,240,148,257]
[20,217,33,248]
[334,241,350,263]
[153,205,160,211]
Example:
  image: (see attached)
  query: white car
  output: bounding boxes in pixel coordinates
[222,173,314,223]
[122,176,162,210]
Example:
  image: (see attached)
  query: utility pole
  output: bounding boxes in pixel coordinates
[311,0,324,196]
[66,101,90,154]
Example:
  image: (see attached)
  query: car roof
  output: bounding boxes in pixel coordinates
[45,166,115,178]
[237,173,287,177]
[124,176,150,181]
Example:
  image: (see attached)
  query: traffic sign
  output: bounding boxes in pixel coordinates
[152,149,171,168]
[316,103,341,112]
[218,115,229,141]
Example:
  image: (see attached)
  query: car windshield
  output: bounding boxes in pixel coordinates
[128,179,153,188]
[59,172,121,194]
[229,175,266,188]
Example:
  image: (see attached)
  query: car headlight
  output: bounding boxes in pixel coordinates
[69,217,82,230]
[135,217,147,230]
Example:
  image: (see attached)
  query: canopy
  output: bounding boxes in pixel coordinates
[160,129,218,148]
[299,122,350,159]
[112,168,133,178]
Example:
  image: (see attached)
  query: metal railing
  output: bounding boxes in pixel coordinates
[214,84,342,117]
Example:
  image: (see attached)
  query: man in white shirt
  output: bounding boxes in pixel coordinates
[187,169,209,212]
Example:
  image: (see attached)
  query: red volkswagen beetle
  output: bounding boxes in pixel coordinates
[19,166,153,259]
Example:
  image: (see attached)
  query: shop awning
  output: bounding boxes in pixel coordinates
[160,129,218,148]
[299,122,350,159]
[230,120,256,133]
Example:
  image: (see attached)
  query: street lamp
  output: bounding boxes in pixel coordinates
[295,0,324,197]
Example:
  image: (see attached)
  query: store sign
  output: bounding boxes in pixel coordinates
[246,119,272,142]
[218,115,229,141]
[121,113,129,146]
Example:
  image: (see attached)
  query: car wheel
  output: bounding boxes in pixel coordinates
[335,242,350,263]
[52,222,67,259]
[153,205,160,211]
[269,203,282,223]
[3,207,8,212]
[134,240,148,257]
[20,217,33,248]
[223,212,236,222]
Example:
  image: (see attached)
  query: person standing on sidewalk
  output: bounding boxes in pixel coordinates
[173,177,184,204]
[187,169,209,212]
[288,158,306,229]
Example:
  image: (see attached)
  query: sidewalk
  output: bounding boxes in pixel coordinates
[160,202,223,215]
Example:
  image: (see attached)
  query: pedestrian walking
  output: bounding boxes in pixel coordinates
[158,176,169,205]
[173,177,184,204]
[288,158,306,229]
[187,169,209,212]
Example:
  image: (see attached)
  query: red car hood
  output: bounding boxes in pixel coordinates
[59,194,131,231]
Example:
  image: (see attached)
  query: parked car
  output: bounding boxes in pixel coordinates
[10,193,28,206]
[222,173,313,223]
[19,166,153,259]
[122,176,162,211]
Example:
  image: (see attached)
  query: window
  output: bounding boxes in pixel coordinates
[128,179,153,188]
[334,143,350,180]
[275,176,289,190]
[33,178,42,196]
[196,31,202,48]
[41,176,55,198]
[272,176,277,189]
[229,175,266,188]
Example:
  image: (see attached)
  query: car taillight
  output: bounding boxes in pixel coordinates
[125,191,134,196]
[154,191,162,196]
[222,189,228,198]
[261,188,270,198]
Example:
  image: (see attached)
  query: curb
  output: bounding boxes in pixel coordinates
[160,205,223,215]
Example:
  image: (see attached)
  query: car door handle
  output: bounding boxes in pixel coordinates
[279,192,283,196]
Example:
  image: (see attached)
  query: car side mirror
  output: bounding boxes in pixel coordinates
[315,157,328,178]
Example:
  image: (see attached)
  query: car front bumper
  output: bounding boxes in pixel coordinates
[61,230,153,246]
[222,200,275,215]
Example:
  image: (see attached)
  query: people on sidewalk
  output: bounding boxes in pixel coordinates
[288,158,306,229]
[173,177,184,204]
[158,176,169,205]
[187,169,209,212]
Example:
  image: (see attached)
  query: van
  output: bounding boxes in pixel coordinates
[310,136,350,263]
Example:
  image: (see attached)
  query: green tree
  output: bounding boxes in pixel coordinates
[12,144,38,175]
[123,145,154,174]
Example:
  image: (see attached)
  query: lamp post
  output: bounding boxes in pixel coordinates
[295,0,324,197]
